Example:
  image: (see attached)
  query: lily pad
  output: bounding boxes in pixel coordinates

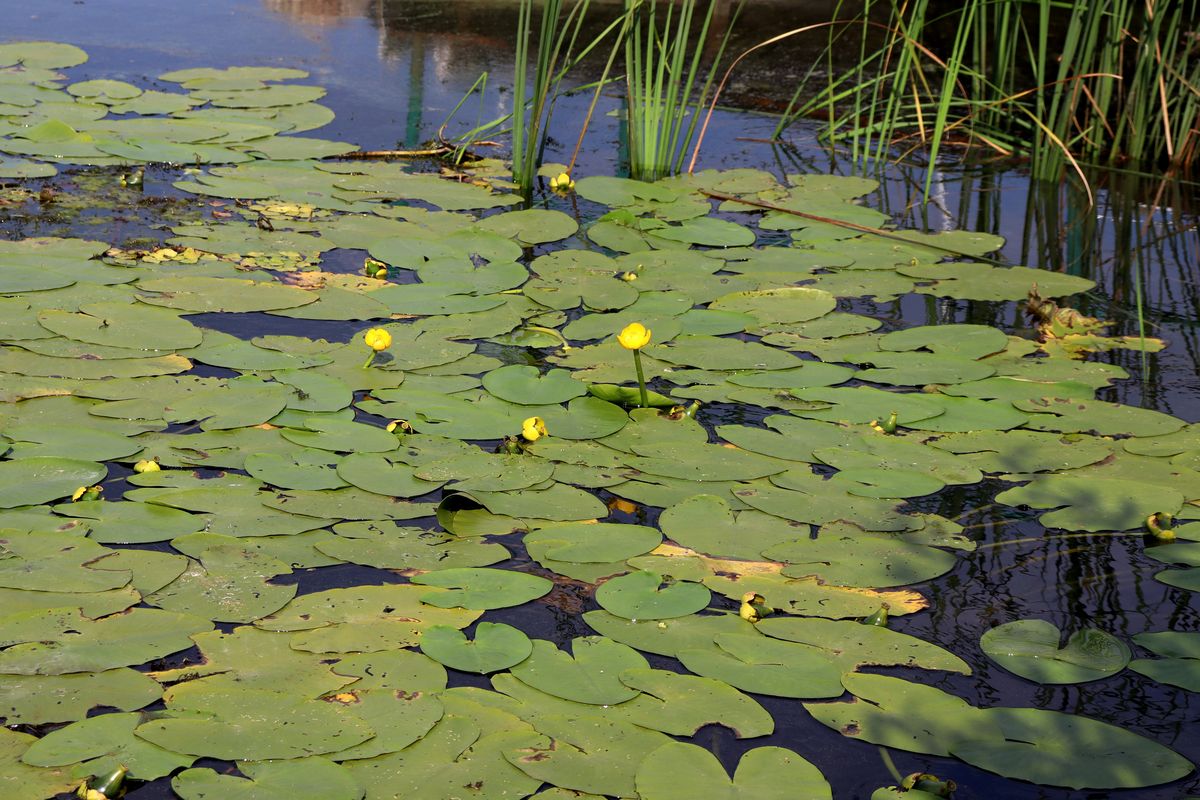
[509,637,648,705]
[980,619,1131,684]
[595,569,711,619]
[635,742,831,800]
[421,622,533,674]
[411,568,553,610]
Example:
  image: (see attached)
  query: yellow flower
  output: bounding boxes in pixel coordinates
[521,416,548,442]
[739,592,766,623]
[71,486,102,502]
[364,328,392,352]
[617,322,651,350]
[133,459,160,474]
[549,172,575,192]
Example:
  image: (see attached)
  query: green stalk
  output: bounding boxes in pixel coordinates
[632,349,649,409]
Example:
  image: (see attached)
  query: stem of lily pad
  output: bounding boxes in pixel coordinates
[362,351,376,369]
[632,349,648,409]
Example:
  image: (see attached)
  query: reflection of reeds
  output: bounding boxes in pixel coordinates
[770,0,1200,185]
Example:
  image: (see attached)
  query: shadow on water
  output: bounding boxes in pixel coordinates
[3,1,1200,798]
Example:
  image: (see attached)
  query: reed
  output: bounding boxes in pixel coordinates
[624,0,742,181]
[770,0,1200,183]
[512,0,592,195]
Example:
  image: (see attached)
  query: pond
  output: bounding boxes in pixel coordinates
[1,2,1200,800]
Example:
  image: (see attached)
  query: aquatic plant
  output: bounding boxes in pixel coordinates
[769,0,1200,182]
[0,40,1195,800]
[623,0,742,180]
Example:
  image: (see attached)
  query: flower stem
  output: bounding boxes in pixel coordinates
[632,349,648,408]
[362,351,376,369]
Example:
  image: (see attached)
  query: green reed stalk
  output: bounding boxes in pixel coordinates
[512,0,594,195]
[770,0,1199,185]
[624,0,740,181]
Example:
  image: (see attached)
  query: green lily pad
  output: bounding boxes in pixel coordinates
[804,673,1000,757]
[595,570,711,620]
[0,455,108,506]
[0,728,75,800]
[0,607,212,674]
[137,276,317,313]
[709,287,836,324]
[0,669,162,725]
[509,637,648,705]
[582,610,757,657]
[995,475,1183,531]
[38,302,202,350]
[649,335,801,371]
[336,453,443,498]
[677,632,844,699]
[980,619,1131,683]
[757,616,970,673]
[635,742,831,800]
[482,365,589,405]
[420,622,533,674]
[172,757,362,800]
[504,715,669,798]
[412,568,552,610]
[143,541,296,624]
[316,520,508,575]
[136,684,372,761]
[950,706,1193,790]
[255,584,481,653]
[22,711,195,780]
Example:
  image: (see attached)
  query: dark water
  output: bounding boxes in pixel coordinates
[4,2,1200,799]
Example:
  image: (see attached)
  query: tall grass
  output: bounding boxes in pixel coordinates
[624,0,742,181]
[512,0,591,195]
[771,0,1200,185]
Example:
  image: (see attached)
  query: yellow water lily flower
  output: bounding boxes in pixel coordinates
[617,322,651,350]
[364,328,392,351]
[870,410,898,434]
[521,416,548,442]
[133,459,160,474]
[739,591,766,623]
[71,485,103,502]
[549,172,575,192]
[362,328,393,368]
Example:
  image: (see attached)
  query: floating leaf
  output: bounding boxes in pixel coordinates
[509,637,647,705]
[951,706,1193,790]
[635,742,831,800]
[412,568,552,610]
[0,608,212,675]
[421,623,533,674]
[0,669,161,725]
[136,685,373,761]
[172,757,361,800]
[980,619,1131,684]
[677,633,844,698]
[23,711,194,780]
[0,457,107,508]
[595,570,711,620]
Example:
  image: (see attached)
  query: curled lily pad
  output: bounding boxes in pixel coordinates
[980,619,1131,684]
